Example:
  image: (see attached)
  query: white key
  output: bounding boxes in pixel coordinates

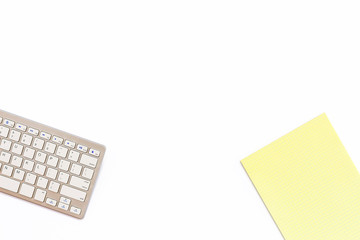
[11,143,23,155]
[59,160,70,171]
[60,185,86,202]
[56,146,68,158]
[58,203,69,211]
[77,144,88,152]
[82,168,94,180]
[35,151,47,163]
[70,176,90,191]
[24,147,35,159]
[15,123,27,131]
[70,206,81,215]
[46,168,58,179]
[34,164,46,175]
[33,138,45,150]
[13,169,25,180]
[47,156,58,167]
[46,198,57,206]
[52,136,63,144]
[0,139,12,151]
[11,156,23,168]
[58,172,69,183]
[0,151,11,163]
[23,160,34,171]
[2,165,13,176]
[60,197,71,205]
[70,163,82,175]
[80,154,98,168]
[68,150,80,162]
[48,181,60,192]
[3,119,14,127]
[44,142,56,154]
[40,132,51,140]
[65,140,75,148]
[21,134,33,146]
[25,173,37,184]
[9,130,21,141]
[19,183,34,198]
[0,126,9,137]
[28,128,39,135]
[37,177,48,189]
[89,149,100,157]
[0,175,20,192]
[34,189,47,202]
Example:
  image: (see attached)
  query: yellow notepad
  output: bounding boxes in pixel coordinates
[242,114,360,239]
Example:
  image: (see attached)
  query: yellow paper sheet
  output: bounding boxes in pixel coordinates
[242,113,360,239]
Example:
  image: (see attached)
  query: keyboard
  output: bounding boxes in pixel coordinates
[0,109,105,219]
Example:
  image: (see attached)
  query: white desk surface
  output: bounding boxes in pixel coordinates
[1,1,360,239]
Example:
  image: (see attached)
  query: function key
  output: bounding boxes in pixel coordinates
[89,149,100,157]
[28,128,39,135]
[15,123,27,131]
[65,140,75,148]
[77,144,88,153]
[52,136,63,144]
[4,119,14,127]
[40,132,51,140]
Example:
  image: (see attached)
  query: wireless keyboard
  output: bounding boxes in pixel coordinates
[0,109,105,219]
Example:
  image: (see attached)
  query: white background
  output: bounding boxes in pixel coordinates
[0,1,359,239]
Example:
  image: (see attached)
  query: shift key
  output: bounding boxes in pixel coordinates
[60,185,86,202]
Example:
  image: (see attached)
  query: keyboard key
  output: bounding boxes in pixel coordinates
[60,197,71,205]
[0,139,12,151]
[89,149,100,157]
[58,203,69,211]
[82,168,94,180]
[33,138,45,150]
[24,147,35,159]
[70,176,90,191]
[46,198,57,206]
[15,123,27,131]
[70,206,81,215]
[28,128,39,135]
[11,156,23,168]
[40,132,51,140]
[0,151,11,163]
[60,185,86,202]
[0,175,20,192]
[0,126,9,137]
[21,134,33,146]
[52,136,63,144]
[3,119,14,127]
[68,150,80,162]
[13,169,25,181]
[65,140,75,148]
[56,146,68,158]
[25,173,37,185]
[80,154,98,168]
[34,189,46,202]
[2,165,14,176]
[77,144,88,152]
[37,177,48,189]
[19,183,34,198]
[47,156,58,167]
[9,130,21,141]
[59,160,70,171]
[45,142,56,154]
[70,163,82,175]
[58,172,69,184]
[49,181,60,192]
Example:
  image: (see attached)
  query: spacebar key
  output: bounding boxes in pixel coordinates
[60,185,87,202]
[0,175,20,193]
